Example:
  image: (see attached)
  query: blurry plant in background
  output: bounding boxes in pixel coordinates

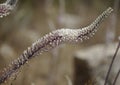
[0,0,119,85]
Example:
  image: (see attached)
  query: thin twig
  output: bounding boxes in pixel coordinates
[113,69,120,85]
[112,37,120,85]
[104,37,120,85]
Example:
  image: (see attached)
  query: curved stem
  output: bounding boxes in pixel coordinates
[0,7,113,84]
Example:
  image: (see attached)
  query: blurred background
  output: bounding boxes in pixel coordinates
[0,0,120,85]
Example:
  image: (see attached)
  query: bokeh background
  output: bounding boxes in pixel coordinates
[0,0,120,85]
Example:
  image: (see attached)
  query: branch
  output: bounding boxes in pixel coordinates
[0,0,18,18]
[0,7,113,84]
